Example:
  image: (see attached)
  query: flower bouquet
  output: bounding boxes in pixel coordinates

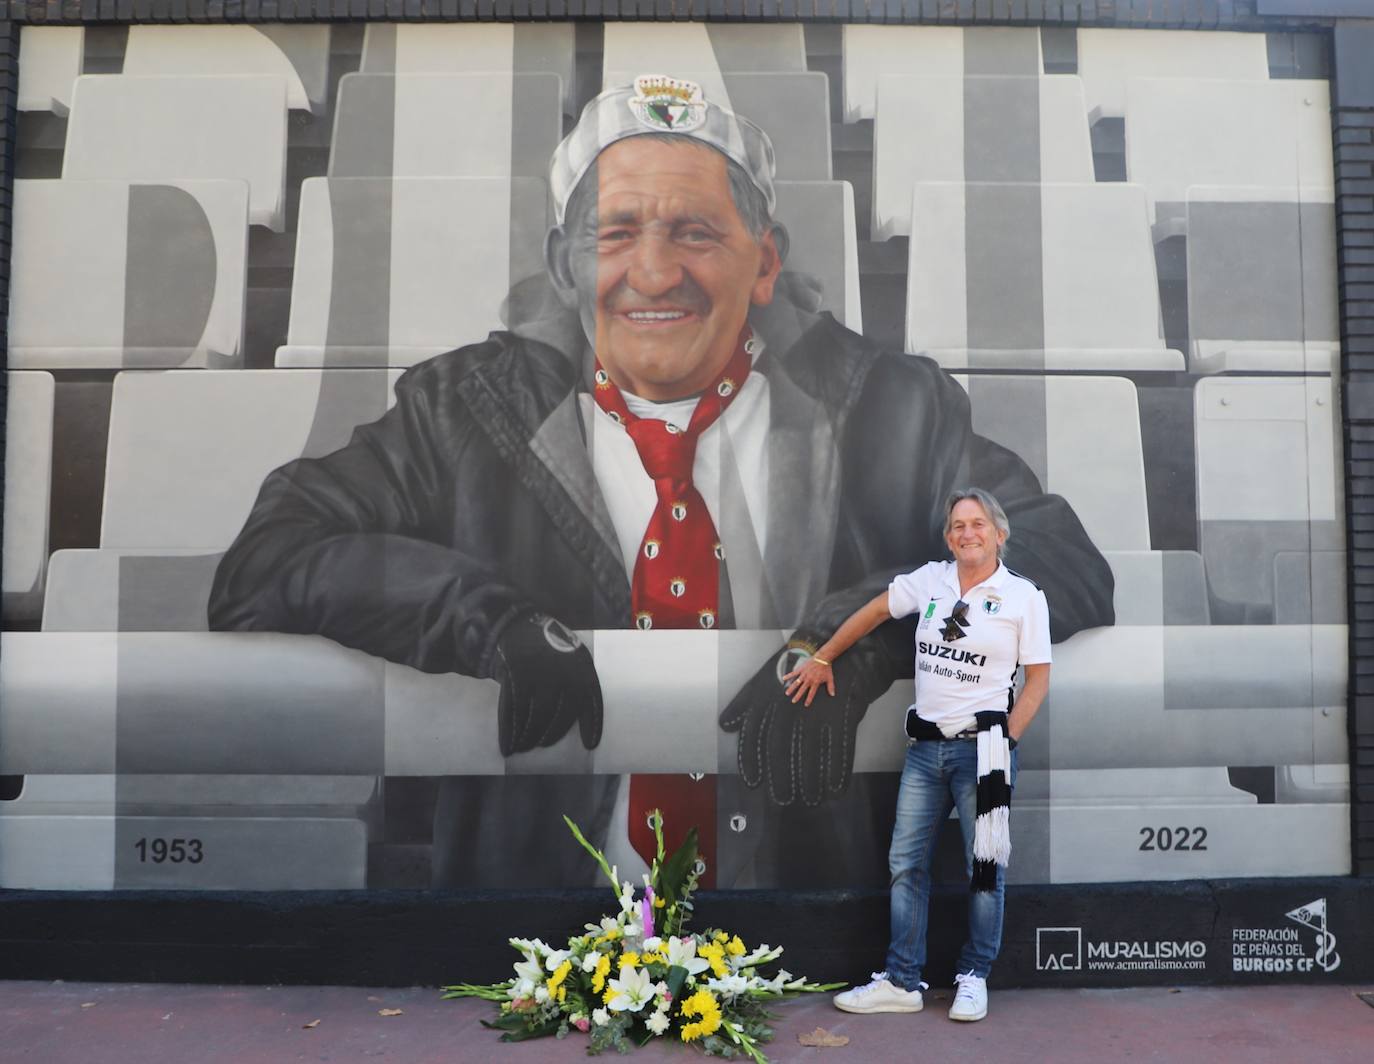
[442,812,843,1061]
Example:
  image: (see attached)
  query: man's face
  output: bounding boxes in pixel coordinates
[551,137,782,401]
[945,499,1006,571]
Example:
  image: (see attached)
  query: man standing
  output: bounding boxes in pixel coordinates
[795,488,1047,1022]
[210,77,1113,887]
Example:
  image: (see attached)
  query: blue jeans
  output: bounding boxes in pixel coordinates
[884,738,1017,989]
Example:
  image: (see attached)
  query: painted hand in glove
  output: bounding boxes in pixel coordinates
[719,635,893,806]
[491,612,603,756]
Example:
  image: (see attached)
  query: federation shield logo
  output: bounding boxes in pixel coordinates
[983,594,1002,615]
[628,74,707,133]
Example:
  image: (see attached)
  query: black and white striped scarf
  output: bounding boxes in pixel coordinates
[903,709,1013,892]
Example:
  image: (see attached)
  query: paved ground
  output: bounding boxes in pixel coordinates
[2,980,1371,1062]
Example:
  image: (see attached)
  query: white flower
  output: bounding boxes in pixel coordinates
[592,1008,611,1027]
[737,944,782,969]
[641,936,663,954]
[544,949,571,972]
[534,986,550,1003]
[606,965,655,1012]
[619,881,637,914]
[707,974,750,999]
[581,953,601,973]
[511,956,543,997]
[664,936,711,976]
[645,1008,671,1036]
[509,937,549,957]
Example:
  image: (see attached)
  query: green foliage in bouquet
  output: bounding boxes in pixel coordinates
[442,811,843,1062]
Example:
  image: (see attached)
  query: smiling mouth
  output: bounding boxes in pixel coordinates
[622,309,693,323]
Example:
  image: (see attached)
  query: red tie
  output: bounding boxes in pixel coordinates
[591,331,753,632]
[593,331,755,887]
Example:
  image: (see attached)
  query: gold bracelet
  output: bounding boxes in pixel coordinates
[811,655,831,667]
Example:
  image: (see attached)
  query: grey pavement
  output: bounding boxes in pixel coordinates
[2,979,1372,1063]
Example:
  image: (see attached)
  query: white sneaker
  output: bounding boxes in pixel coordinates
[832,971,926,1014]
[948,971,988,1021]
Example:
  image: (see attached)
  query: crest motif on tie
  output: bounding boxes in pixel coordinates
[594,369,610,388]
[664,422,682,435]
[643,539,661,560]
[698,609,716,629]
[713,542,724,561]
[669,577,686,598]
[635,611,653,631]
[671,501,688,521]
[607,410,623,425]
[716,378,736,398]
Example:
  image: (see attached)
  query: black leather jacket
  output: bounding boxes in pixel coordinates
[210,313,1114,672]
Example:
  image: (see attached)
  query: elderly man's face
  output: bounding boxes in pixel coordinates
[551,137,782,401]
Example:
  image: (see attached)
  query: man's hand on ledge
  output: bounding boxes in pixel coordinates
[491,613,603,756]
[719,639,889,807]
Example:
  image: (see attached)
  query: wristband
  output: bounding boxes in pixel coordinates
[810,655,831,667]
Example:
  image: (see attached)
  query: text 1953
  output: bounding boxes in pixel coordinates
[134,837,204,864]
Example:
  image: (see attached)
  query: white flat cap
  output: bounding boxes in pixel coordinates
[549,74,777,224]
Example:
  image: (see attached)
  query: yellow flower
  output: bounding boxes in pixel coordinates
[620,950,639,969]
[712,931,728,943]
[653,896,666,908]
[591,954,611,994]
[595,928,622,945]
[546,960,572,1004]
[726,936,746,957]
[698,942,729,979]
[679,989,722,1042]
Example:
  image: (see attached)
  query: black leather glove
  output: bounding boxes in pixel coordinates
[491,612,603,756]
[719,633,893,807]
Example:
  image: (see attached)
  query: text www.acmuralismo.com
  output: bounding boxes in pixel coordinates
[1087,959,1207,970]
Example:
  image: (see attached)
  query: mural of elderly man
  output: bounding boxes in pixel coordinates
[209,76,1115,888]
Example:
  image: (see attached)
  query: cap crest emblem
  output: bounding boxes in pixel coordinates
[629,74,707,133]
